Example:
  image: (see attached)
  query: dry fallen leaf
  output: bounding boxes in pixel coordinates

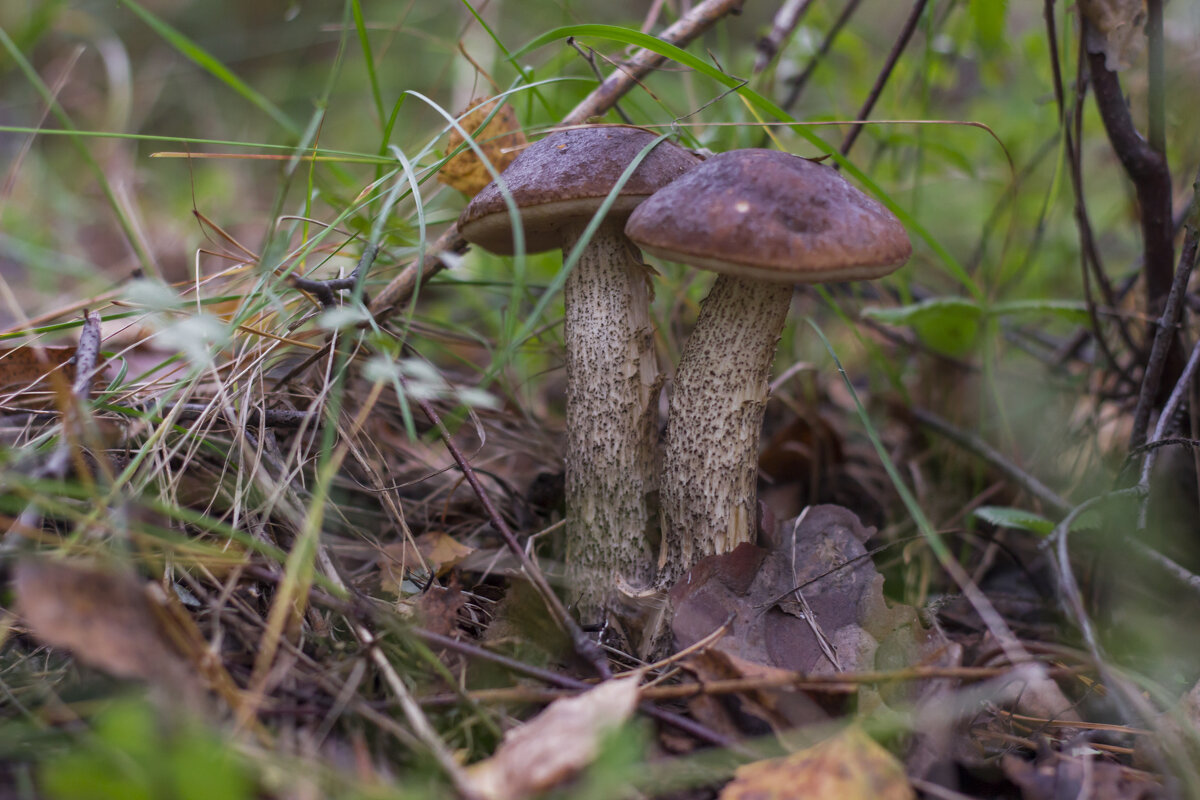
[14,558,205,707]
[439,97,527,197]
[720,726,915,800]
[671,506,965,736]
[0,345,77,392]
[380,531,474,593]
[465,675,641,800]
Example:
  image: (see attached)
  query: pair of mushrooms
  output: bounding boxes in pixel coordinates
[457,126,910,615]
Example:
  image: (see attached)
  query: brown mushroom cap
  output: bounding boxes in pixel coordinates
[457,126,700,255]
[624,149,912,283]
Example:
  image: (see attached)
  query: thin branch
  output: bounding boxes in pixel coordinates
[412,628,737,750]
[9,311,103,541]
[1139,335,1200,512]
[1043,0,1140,370]
[780,0,864,113]
[1086,27,1174,308]
[561,0,748,126]
[838,0,928,159]
[149,403,319,429]
[291,243,378,308]
[1130,209,1200,449]
[754,0,816,74]
[567,37,633,124]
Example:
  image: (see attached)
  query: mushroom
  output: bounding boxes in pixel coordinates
[623,149,911,586]
[457,126,699,614]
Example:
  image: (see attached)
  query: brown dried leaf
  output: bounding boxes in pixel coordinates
[721,726,915,800]
[14,559,204,705]
[465,676,640,800]
[439,98,527,197]
[0,345,76,390]
[380,531,474,594]
[671,506,960,732]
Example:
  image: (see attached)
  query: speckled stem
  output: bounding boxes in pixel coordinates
[561,221,660,617]
[658,275,793,587]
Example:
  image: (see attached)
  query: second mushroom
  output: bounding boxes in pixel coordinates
[457,126,699,615]
[624,149,912,586]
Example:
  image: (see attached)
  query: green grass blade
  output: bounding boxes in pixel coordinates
[0,27,158,278]
[351,0,386,133]
[116,0,299,135]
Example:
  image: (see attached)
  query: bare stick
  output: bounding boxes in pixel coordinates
[561,0,748,127]
[1138,335,1200,520]
[9,311,102,540]
[412,628,736,750]
[1087,27,1174,308]
[838,0,928,159]
[1043,0,1139,368]
[368,0,748,321]
[780,0,863,113]
[1130,202,1199,449]
[291,243,378,308]
[754,0,816,74]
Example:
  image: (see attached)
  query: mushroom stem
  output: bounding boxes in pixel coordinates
[658,275,793,587]
[561,220,660,613]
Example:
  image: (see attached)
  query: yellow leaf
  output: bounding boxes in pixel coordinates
[439,98,527,197]
[720,726,914,800]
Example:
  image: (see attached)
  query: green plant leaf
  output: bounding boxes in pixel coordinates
[989,298,1090,324]
[970,0,1009,52]
[863,298,983,356]
[973,505,1054,536]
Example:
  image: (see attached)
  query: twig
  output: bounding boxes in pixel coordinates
[137,402,318,429]
[1129,213,1199,449]
[1086,27,1174,308]
[780,0,863,113]
[1129,539,1200,597]
[367,227,468,322]
[1043,0,1140,371]
[753,0,816,74]
[908,406,1071,516]
[838,0,928,159]
[367,0,749,322]
[291,243,378,308]
[412,628,736,750]
[1138,335,1200,524]
[561,0,747,126]
[408,386,612,680]
[417,663,1089,706]
[9,311,102,540]
[567,37,633,124]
